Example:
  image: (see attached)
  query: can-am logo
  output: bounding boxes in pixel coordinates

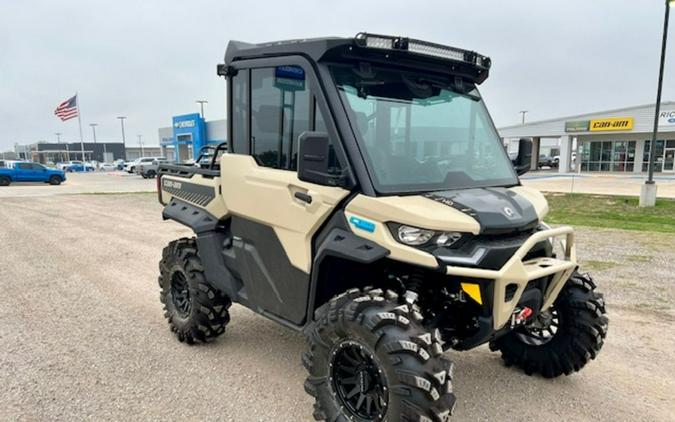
[163,179,182,189]
[174,120,195,129]
[502,206,515,218]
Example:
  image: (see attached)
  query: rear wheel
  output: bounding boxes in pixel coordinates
[159,237,231,344]
[0,176,10,186]
[304,288,456,421]
[49,176,61,185]
[490,272,608,378]
[146,170,156,178]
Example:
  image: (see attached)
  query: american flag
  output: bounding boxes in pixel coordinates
[54,95,78,121]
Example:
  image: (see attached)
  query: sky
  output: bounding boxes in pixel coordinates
[1,0,673,151]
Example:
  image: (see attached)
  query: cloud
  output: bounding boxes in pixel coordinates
[0,0,672,150]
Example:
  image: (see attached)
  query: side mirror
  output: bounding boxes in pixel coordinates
[512,137,533,176]
[298,131,335,185]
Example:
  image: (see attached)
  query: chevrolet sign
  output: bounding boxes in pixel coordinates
[174,120,196,129]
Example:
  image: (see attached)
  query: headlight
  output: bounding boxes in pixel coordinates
[436,232,462,247]
[395,225,464,248]
[397,225,435,246]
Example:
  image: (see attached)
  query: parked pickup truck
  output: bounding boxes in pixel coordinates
[0,162,66,186]
[137,159,173,178]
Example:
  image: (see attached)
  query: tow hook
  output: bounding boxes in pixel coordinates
[511,306,533,328]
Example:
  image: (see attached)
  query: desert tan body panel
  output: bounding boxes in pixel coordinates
[344,194,482,269]
[160,172,229,218]
[344,186,549,269]
[218,154,349,273]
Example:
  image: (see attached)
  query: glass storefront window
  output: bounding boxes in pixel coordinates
[580,140,637,172]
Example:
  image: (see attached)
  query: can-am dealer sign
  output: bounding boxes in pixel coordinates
[660,110,675,126]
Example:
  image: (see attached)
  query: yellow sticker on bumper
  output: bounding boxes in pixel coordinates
[461,282,483,305]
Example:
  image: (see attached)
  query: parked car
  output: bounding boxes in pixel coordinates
[538,154,554,168]
[59,160,95,172]
[137,159,173,178]
[551,152,576,168]
[124,157,165,174]
[0,162,66,186]
[98,163,117,171]
[114,159,126,170]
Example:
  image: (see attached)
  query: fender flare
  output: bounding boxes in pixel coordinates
[162,198,219,234]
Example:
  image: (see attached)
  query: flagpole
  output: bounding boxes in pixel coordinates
[76,92,86,163]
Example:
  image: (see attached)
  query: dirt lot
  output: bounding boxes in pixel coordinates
[1,193,673,421]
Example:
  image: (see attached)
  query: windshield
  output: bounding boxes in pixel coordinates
[331,65,518,193]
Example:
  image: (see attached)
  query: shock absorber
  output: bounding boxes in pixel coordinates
[403,270,425,305]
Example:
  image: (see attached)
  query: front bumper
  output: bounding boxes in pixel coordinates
[444,226,577,330]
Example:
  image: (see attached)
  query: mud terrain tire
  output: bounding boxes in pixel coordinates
[490,272,608,378]
[159,237,231,344]
[304,288,456,421]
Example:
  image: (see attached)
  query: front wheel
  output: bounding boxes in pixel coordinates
[490,272,608,378]
[49,176,62,185]
[158,237,231,344]
[304,288,456,421]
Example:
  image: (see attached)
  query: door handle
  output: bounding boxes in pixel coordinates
[294,191,312,204]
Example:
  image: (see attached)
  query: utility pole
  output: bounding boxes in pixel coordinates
[117,116,127,160]
[196,100,208,119]
[519,110,528,124]
[641,0,674,207]
[138,134,144,157]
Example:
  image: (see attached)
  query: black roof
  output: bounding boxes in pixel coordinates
[225,37,351,64]
[223,33,492,84]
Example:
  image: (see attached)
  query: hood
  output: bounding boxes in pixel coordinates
[345,186,547,236]
[424,187,543,234]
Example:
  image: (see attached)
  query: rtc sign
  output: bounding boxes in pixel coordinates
[659,110,675,126]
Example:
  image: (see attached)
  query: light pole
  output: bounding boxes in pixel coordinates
[519,110,528,124]
[641,0,674,207]
[90,123,98,143]
[196,100,208,119]
[55,132,64,162]
[117,116,127,160]
[138,134,144,157]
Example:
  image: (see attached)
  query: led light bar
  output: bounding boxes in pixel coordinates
[354,32,491,70]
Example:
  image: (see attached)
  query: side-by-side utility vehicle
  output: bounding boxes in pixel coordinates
[155,33,608,421]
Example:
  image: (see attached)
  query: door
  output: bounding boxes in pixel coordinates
[31,163,49,180]
[14,163,36,181]
[220,63,350,325]
[664,149,675,173]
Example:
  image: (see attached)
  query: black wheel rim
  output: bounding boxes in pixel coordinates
[515,308,561,346]
[331,340,388,421]
[170,271,191,318]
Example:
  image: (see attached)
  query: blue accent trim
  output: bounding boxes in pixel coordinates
[349,216,376,233]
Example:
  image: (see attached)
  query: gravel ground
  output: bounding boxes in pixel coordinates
[0,194,673,421]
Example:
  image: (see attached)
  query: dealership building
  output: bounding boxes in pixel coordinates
[14,142,126,163]
[500,101,675,174]
[158,113,226,162]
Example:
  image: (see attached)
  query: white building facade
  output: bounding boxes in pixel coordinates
[499,102,675,174]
